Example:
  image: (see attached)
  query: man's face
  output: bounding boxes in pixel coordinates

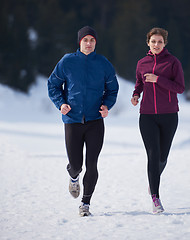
[80,35,96,55]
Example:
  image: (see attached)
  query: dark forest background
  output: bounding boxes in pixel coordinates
[1,0,190,99]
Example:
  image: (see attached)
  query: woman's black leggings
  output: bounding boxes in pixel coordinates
[139,113,178,198]
[64,119,104,204]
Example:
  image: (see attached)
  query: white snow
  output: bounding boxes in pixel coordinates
[0,76,190,240]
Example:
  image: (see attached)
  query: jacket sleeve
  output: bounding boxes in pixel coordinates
[156,58,185,94]
[132,61,144,97]
[47,59,66,110]
[102,61,119,110]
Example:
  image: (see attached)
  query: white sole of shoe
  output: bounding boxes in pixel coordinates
[79,212,91,217]
[153,209,164,214]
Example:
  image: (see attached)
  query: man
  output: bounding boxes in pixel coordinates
[48,26,119,216]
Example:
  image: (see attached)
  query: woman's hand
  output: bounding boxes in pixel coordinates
[131,96,139,106]
[144,73,158,83]
[60,104,71,115]
[99,105,108,118]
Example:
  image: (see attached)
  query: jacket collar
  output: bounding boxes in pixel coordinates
[147,48,169,57]
[77,48,96,59]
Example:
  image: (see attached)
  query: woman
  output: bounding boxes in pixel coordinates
[48,26,119,216]
[131,27,185,214]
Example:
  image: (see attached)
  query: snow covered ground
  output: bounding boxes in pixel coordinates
[0,76,190,240]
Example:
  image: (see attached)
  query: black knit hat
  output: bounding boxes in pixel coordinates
[78,26,97,44]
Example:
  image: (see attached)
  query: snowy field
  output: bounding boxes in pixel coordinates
[0,76,190,240]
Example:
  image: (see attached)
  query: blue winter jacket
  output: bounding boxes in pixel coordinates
[48,49,119,123]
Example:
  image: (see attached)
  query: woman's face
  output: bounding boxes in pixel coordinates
[148,34,166,55]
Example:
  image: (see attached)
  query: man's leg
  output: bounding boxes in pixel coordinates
[82,119,105,204]
[64,123,84,179]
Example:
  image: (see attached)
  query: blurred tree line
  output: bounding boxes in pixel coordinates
[1,0,190,98]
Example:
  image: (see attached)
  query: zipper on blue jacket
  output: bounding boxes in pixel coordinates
[81,55,88,123]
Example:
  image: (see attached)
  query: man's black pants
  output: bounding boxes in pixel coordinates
[64,118,104,204]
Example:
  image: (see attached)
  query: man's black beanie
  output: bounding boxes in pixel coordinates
[78,26,97,44]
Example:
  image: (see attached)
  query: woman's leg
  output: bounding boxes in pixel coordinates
[139,113,178,198]
[159,113,178,175]
[139,114,161,197]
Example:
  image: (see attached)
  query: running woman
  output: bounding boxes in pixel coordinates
[131,27,185,214]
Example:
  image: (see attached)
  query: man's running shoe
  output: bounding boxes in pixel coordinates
[69,176,80,198]
[79,203,91,217]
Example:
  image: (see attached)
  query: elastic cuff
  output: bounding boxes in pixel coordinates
[70,175,79,182]
[133,93,140,97]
